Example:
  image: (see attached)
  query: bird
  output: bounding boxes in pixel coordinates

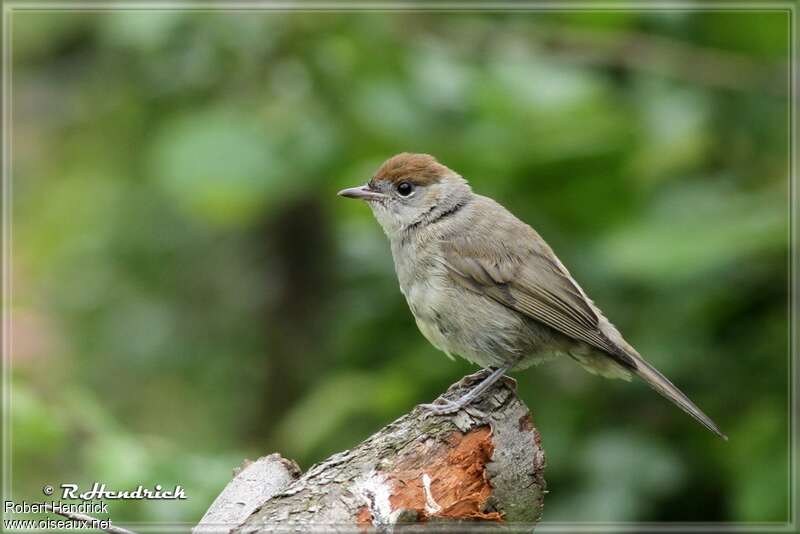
[338,153,725,439]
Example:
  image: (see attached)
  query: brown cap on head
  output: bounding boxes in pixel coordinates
[371,153,454,187]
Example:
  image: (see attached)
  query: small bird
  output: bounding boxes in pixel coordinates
[339,153,725,439]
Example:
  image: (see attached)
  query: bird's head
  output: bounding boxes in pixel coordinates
[338,153,472,237]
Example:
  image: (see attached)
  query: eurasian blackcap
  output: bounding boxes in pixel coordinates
[339,153,725,439]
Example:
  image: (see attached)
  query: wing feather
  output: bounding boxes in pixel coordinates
[434,196,724,437]
[441,226,631,366]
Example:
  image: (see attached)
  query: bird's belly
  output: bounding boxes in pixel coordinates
[404,277,541,369]
[414,314,458,360]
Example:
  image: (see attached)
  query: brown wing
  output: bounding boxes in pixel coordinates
[440,214,634,368]
[437,198,728,437]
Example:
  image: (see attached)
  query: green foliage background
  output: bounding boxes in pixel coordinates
[8,9,790,525]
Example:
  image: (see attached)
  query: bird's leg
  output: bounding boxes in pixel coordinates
[420,365,511,415]
[458,367,493,385]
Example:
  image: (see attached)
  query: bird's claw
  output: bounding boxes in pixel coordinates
[419,399,462,417]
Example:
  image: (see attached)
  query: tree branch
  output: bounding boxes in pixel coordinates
[195,373,546,533]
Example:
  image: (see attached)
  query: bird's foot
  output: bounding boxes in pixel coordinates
[420,366,512,418]
[457,368,493,387]
[419,398,464,417]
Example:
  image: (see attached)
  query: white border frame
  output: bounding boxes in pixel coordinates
[1,2,796,532]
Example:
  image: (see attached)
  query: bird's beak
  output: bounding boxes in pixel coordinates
[337,184,385,202]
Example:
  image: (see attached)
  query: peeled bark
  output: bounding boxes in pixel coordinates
[195,374,546,533]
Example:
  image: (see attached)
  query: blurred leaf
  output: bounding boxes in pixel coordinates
[150,108,286,227]
[546,432,685,521]
[99,12,185,51]
[596,183,785,282]
[274,372,377,460]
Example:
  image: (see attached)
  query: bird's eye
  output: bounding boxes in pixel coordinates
[397,181,414,197]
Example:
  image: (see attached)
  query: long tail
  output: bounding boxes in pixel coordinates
[628,353,727,440]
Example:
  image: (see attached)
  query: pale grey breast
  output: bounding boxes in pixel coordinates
[389,198,568,370]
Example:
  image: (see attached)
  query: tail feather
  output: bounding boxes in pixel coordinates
[629,354,727,440]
